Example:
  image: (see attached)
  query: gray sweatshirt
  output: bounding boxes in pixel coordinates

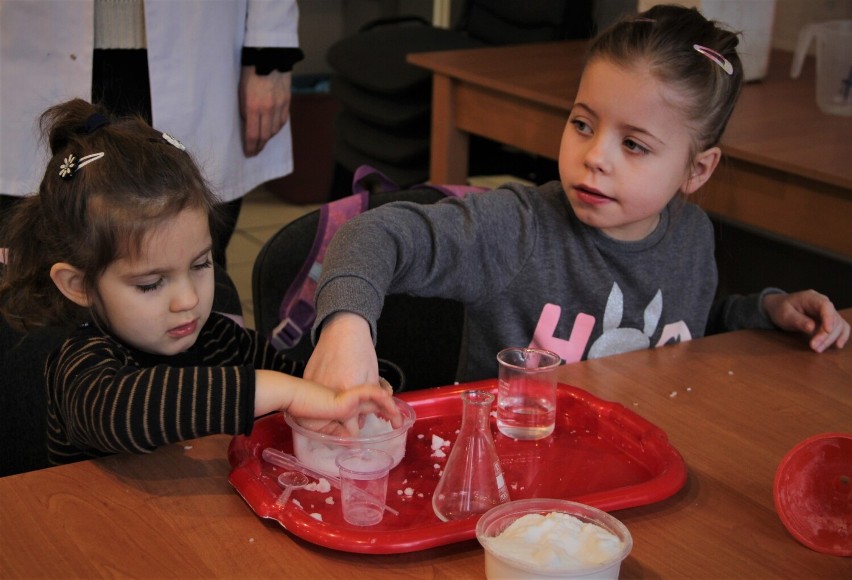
[313,181,774,381]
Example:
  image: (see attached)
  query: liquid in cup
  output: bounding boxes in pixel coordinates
[496,347,560,440]
[335,448,393,526]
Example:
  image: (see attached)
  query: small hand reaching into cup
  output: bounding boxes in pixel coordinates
[253,369,401,436]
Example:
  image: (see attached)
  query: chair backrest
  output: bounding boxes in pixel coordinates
[459,0,595,45]
[253,188,466,391]
[0,324,62,476]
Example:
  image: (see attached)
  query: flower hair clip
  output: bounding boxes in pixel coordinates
[694,44,734,76]
[59,152,105,179]
[162,132,186,151]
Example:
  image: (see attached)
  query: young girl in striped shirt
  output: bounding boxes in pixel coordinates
[0,98,399,465]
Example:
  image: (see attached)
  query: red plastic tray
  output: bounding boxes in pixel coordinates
[228,380,686,554]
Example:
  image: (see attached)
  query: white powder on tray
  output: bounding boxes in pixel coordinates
[483,512,622,570]
[293,412,406,476]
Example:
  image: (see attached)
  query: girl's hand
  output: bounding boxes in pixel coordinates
[239,67,292,157]
[254,370,401,431]
[304,312,379,391]
[763,290,850,352]
[288,381,403,432]
[290,312,402,435]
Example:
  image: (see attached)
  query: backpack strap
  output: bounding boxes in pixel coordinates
[352,164,487,198]
[352,164,400,195]
[270,165,486,352]
[270,191,369,351]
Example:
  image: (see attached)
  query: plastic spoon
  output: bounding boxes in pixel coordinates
[263,447,341,486]
[276,471,309,506]
[262,447,399,516]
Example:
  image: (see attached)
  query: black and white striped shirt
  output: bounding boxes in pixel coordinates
[45,312,302,465]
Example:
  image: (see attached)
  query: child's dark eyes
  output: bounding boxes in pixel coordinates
[570,118,591,134]
[135,259,210,293]
[193,258,213,271]
[137,279,163,293]
[624,139,649,154]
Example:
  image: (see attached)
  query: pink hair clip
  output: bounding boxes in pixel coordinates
[694,44,734,76]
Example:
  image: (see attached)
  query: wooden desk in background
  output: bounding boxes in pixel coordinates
[408,43,852,257]
[1,311,850,578]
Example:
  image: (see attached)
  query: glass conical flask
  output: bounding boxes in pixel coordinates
[432,390,511,521]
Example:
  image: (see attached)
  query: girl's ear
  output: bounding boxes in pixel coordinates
[50,263,92,308]
[682,146,721,195]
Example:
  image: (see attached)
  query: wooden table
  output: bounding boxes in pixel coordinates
[408,42,852,257]
[2,312,850,578]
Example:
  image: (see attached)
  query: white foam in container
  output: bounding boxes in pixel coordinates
[476,499,633,579]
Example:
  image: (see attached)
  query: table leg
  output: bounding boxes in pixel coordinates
[429,74,469,184]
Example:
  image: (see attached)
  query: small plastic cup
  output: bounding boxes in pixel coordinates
[496,347,561,440]
[335,448,393,526]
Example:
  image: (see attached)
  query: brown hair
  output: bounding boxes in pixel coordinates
[0,98,220,332]
[588,4,743,154]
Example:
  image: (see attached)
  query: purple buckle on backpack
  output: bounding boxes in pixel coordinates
[270,297,317,350]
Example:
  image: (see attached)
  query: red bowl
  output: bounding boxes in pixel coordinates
[773,433,852,556]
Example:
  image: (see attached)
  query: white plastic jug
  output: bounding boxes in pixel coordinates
[639,0,777,81]
[790,20,852,116]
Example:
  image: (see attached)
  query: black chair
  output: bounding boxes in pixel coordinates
[326,0,595,195]
[0,265,244,477]
[252,188,466,391]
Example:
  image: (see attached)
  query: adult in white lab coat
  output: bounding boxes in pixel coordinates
[0,0,302,265]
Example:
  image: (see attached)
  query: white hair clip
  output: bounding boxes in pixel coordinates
[162,132,186,151]
[59,152,105,179]
[694,44,734,76]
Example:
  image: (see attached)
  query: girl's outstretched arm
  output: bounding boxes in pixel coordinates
[762,290,850,352]
[254,369,401,434]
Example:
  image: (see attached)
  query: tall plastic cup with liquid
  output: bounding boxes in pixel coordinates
[496,347,561,440]
[790,20,852,116]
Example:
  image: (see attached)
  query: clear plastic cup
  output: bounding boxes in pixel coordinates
[285,397,415,477]
[335,448,393,526]
[496,347,561,440]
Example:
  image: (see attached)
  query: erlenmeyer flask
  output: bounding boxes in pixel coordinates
[433,390,510,521]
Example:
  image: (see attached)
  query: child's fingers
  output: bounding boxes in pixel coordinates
[342,415,361,437]
[365,385,402,427]
[379,377,394,394]
[810,314,850,352]
[839,325,850,349]
[339,385,401,426]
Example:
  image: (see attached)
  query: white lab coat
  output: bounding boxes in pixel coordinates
[0,0,299,202]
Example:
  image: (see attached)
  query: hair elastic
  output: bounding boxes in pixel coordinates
[84,113,111,134]
[59,152,105,179]
[693,44,734,76]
